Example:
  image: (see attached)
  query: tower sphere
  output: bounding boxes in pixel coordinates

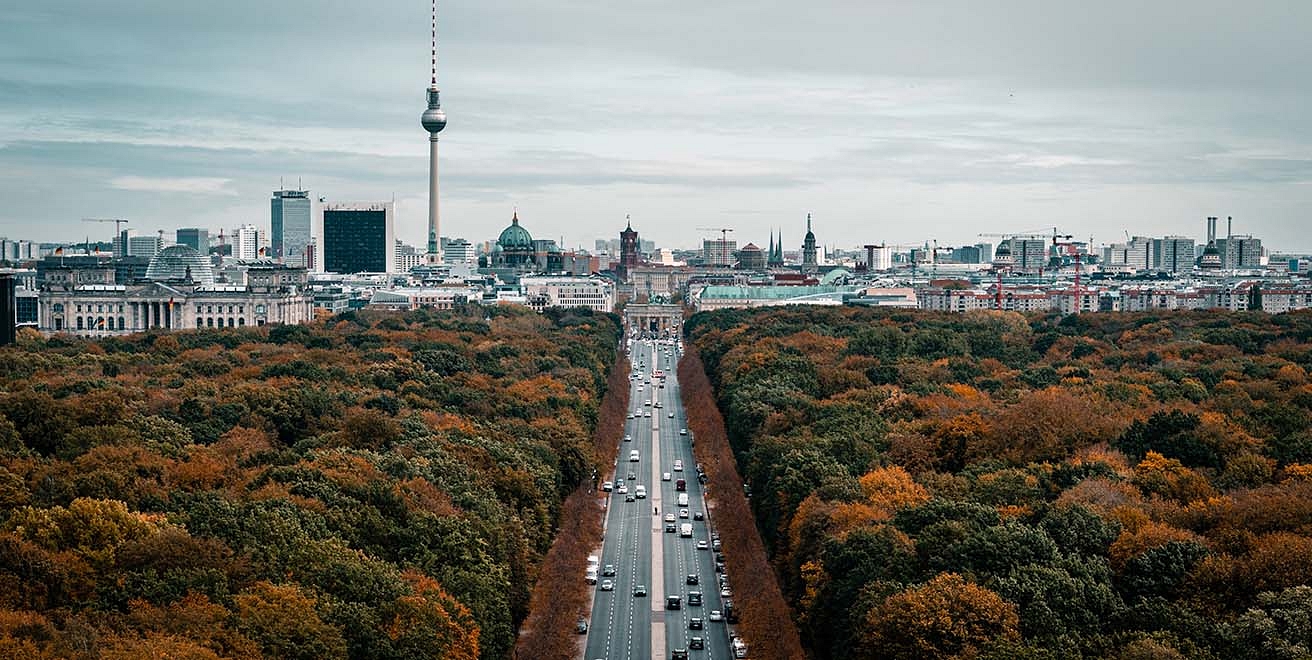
[422,92,447,133]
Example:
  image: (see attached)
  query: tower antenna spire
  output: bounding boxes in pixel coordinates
[430,0,437,87]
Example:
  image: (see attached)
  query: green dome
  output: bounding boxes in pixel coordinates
[498,212,534,250]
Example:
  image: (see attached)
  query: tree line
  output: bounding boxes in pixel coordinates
[0,306,620,660]
[687,306,1312,659]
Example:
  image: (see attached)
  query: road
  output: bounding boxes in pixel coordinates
[584,339,735,660]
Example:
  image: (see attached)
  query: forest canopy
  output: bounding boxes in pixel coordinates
[0,306,620,660]
[687,306,1312,660]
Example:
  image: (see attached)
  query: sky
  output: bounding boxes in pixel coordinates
[1,1,1310,253]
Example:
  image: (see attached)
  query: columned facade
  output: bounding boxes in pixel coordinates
[623,303,682,339]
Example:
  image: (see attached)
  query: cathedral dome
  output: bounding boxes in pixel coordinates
[146,245,215,285]
[497,212,534,250]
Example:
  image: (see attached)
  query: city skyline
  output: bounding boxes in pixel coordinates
[1,1,1310,250]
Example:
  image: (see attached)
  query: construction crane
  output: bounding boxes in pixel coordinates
[1051,233,1089,313]
[695,227,735,243]
[82,218,129,235]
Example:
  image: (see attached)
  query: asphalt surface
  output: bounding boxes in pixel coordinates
[584,339,735,660]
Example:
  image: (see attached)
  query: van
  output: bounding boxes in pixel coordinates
[677,493,689,507]
[635,485,647,499]
[629,450,640,462]
[680,523,693,538]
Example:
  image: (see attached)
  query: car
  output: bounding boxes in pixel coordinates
[575,618,588,634]
[600,579,613,591]
[686,574,699,585]
[708,610,723,622]
[633,584,647,597]
[627,472,637,480]
[603,564,616,576]
[665,522,676,533]
[655,401,662,408]
[666,595,681,610]
[602,481,613,492]
[694,511,704,521]
[712,540,722,551]
[679,509,689,519]
[680,429,688,435]
[663,472,671,481]
[671,650,688,660]
[696,540,708,550]
[665,513,676,523]
[690,637,704,650]
[627,413,634,419]
[689,617,704,630]
[644,400,651,407]
[721,588,732,598]
[687,591,702,606]
[625,494,635,502]
[644,412,651,417]
[624,434,632,442]
[617,484,628,494]
[673,460,683,471]
[669,412,675,418]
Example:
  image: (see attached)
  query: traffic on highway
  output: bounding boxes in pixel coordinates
[584,338,746,660]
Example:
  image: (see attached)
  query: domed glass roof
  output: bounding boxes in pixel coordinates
[498,212,534,250]
[146,245,215,285]
[821,268,851,285]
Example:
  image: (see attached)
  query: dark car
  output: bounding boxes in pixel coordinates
[633,584,647,597]
[603,564,616,577]
[686,574,699,585]
[689,617,704,630]
[694,511,704,520]
[671,650,688,660]
[575,618,588,634]
[687,591,702,606]
[690,636,705,650]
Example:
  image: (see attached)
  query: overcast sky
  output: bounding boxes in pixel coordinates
[1,1,1309,252]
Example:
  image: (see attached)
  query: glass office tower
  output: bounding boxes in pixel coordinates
[272,189,312,266]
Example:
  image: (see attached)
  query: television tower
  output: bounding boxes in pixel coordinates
[421,0,447,265]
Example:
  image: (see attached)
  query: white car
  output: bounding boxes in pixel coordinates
[644,412,651,418]
[679,508,689,518]
[673,460,683,472]
[663,472,672,481]
[617,484,628,494]
[680,429,688,435]
[624,434,632,442]
[600,580,614,591]
[708,610,723,622]
[669,413,675,418]
[697,540,709,550]
[602,481,613,492]
[665,513,676,523]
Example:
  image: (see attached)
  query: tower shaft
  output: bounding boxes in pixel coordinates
[428,134,440,260]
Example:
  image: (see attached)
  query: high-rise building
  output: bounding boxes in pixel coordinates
[271,189,312,266]
[950,246,983,263]
[322,202,395,274]
[619,217,640,279]
[703,239,737,267]
[128,234,163,258]
[1217,235,1263,269]
[114,229,135,258]
[442,238,475,265]
[420,0,447,265]
[176,228,209,254]
[1156,236,1196,273]
[801,214,817,273]
[1003,238,1049,273]
[0,239,37,262]
[0,273,15,345]
[233,224,265,261]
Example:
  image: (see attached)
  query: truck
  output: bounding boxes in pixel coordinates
[680,523,693,538]
[677,493,689,507]
[676,478,686,491]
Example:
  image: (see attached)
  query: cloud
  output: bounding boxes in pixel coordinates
[109,176,235,195]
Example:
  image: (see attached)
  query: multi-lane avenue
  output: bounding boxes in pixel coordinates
[584,339,736,660]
